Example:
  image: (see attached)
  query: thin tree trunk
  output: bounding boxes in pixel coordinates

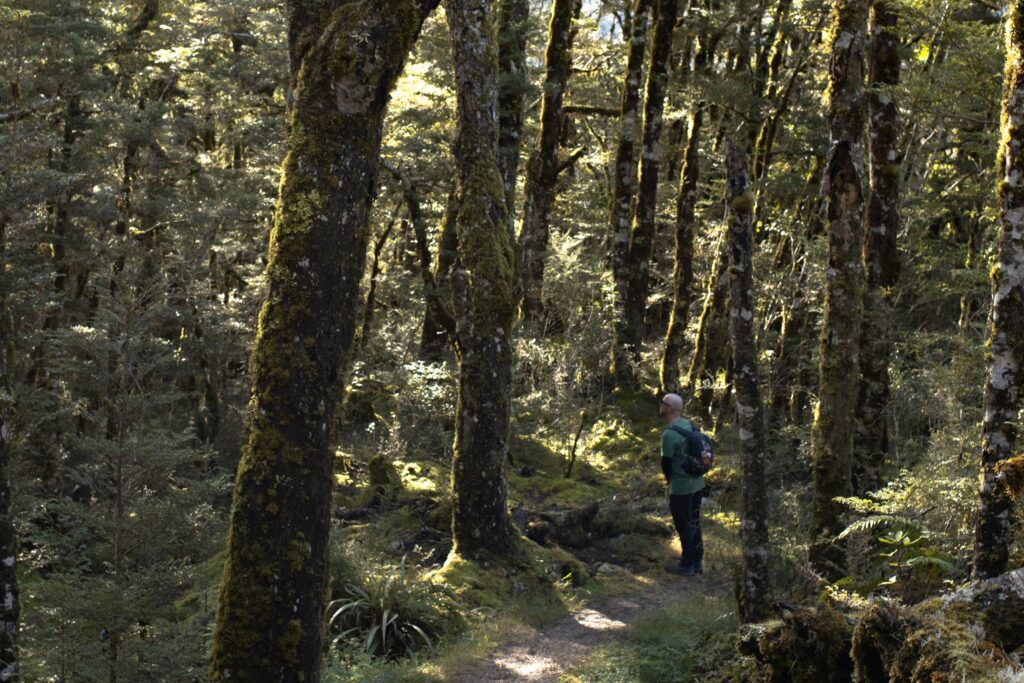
[725,142,772,622]
[973,0,1024,579]
[853,0,900,495]
[660,107,702,393]
[517,0,584,320]
[686,232,732,426]
[615,0,679,386]
[445,0,518,557]
[0,216,19,683]
[609,0,654,383]
[359,205,402,349]
[496,0,530,222]
[809,0,869,580]
[660,26,714,393]
[420,188,458,359]
[209,2,438,679]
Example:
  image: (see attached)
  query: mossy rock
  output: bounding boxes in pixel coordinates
[359,454,403,506]
[740,605,854,683]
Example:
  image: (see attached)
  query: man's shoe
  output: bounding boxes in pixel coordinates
[665,564,697,576]
[695,562,704,575]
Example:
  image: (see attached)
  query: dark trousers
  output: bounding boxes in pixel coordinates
[669,492,704,569]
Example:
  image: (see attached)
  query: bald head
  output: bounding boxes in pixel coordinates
[660,393,683,422]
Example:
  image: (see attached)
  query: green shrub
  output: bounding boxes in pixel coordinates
[327,558,462,660]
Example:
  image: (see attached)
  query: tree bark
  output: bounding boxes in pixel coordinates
[420,188,459,359]
[609,0,654,383]
[660,27,715,393]
[209,2,438,679]
[852,0,900,495]
[686,232,732,426]
[973,0,1024,579]
[0,216,19,682]
[517,0,583,320]
[445,0,518,557]
[809,0,869,580]
[496,0,530,222]
[614,0,679,386]
[660,107,702,394]
[725,143,772,623]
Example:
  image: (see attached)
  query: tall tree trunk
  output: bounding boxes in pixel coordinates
[420,188,459,359]
[209,2,438,679]
[686,232,732,426]
[973,0,1024,579]
[0,216,19,683]
[496,0,530,221]
[609,0,655,383]
[614,0,679,386]
[853,0,900,495]
[517,0,583,320]
[809,0,869,580]
[445,0,518,557]
[725,143,772,623]
[660,27,715,393]
[660,107,702,393]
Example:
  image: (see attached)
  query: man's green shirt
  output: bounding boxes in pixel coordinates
[661,417,705,495]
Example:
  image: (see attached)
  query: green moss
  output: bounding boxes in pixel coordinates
[279,618,302,666]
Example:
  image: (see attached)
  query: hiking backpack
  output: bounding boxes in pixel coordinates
[669,424,714,476]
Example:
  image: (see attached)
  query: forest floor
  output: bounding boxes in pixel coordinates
[449,567,727,682]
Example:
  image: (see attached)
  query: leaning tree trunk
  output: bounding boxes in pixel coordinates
[660,28,715,393]
[0,217,19,682]
[852,0,900,495]
[517,0,583,320]
[725,143,772,623]
[496,0,530,221]
[445,0,518,557]
[614,0,679,386]
[686,232,732,426]
[209,2,438,680]
[809,0,869,580]
[609,0,654,384]
[420,188,459,359]
[660,106,702,393]
[974,0,1024,579]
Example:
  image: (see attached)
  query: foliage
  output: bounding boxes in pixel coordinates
[327,558,462,661]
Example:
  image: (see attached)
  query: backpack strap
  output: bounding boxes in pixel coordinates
[668,424,693,438]
[667,424,692,458]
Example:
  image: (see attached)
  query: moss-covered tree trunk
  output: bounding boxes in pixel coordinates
[496,0,530,221]
[686,233,732,426]
[660,28,714,393]
[660,107,702,394]
[420,188,459,359]
[853,0,900,495]
[209,2,438,680]
[609,0,654,384]
[809,0,868,580]
[724,143,772,622]
[615,0,678,386]
[0,217,19,683]
[517,0,583,320]
[445,0,518,557]
[973,0,1024,579]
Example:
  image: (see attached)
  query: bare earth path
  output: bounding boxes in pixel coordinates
[450,573,702,682]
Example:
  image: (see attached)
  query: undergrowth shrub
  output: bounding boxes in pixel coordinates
[327,557,462,661]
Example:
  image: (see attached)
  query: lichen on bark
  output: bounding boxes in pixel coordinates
[725,142,772,622]
[974,0,1024,579]
[445,0,518,557]
[809,0,869,579]
[209,1,439,680]
[853,0,900,496]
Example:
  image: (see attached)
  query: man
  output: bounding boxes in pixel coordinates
[659,393,704,576]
